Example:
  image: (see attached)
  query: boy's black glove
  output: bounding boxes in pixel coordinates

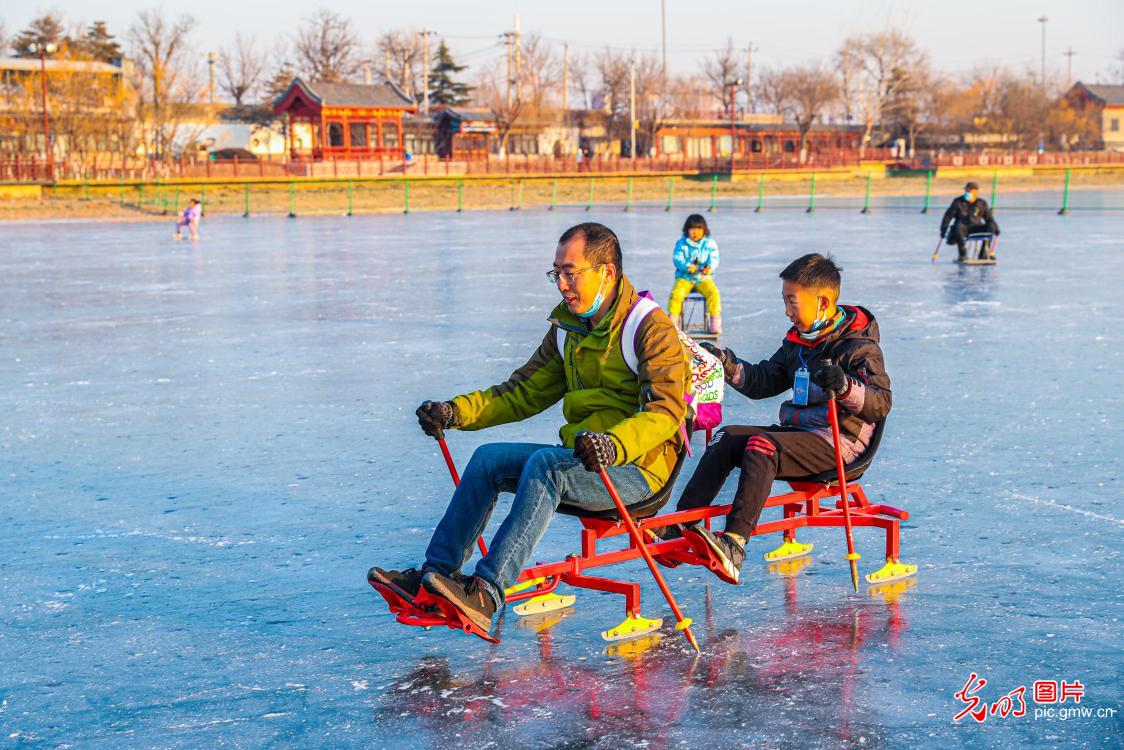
[701,342,739,382]
[574,432,617,472]
[812,365,852,399]
[416,400,456,439]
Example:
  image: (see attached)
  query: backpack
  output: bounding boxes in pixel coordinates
[555,290,724,439]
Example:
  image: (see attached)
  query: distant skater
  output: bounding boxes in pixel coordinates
[667,214,722,334]
[174,199,202,241]
[939,182,999,261]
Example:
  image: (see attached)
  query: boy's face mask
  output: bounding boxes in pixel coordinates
[964,191,977,202]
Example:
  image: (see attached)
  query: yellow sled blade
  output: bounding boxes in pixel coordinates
[513,592,576,617]
[601,614,663,642]
[763,539,813,562]
[865,558,918,584]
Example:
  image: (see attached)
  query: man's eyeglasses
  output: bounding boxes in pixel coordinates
[546,264,602,285]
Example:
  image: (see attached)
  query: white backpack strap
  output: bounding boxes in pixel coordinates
[555,325,567,360]
[620,297,661,375]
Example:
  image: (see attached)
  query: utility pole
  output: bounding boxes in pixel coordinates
[502,31,514,108]
[629,56,636,160]
[1063,46,1075,87]
[563,42,570,112]
[207,51,217,106]
[514,14,522,103]
[1037,15,1049,88]
[384,48,391,82]
[661,0,668,78]
[363,60,372,85]
[745,43,755,113]
[419,29,435,115]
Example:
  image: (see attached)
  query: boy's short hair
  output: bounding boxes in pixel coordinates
[558,222,623,271]
[779,253,842,295]
[682,213,710,237]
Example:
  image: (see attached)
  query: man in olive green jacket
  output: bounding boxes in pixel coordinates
[369,222,688,638]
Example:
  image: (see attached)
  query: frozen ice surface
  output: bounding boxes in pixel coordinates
[1,193,1121,749]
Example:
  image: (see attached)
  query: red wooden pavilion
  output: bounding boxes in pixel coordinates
[273,78,416,160]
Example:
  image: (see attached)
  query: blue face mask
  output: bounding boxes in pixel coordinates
[964,192,974,201]
[576,268,608,319]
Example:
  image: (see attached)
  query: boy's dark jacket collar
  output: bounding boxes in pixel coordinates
[784,305,878,348]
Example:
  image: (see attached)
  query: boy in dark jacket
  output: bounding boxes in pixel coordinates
[660,253,892,585]
[940,181,1000,260]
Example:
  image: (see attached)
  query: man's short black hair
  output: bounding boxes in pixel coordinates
[779,253,842,294]
[965,181,979,191]
[682,213,710,237]
[558,222,623,271]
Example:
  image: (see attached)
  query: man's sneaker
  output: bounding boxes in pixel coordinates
[682,526,746,585]
[645,524,685,568]
[422,571,497,634]
[368,566,426,603]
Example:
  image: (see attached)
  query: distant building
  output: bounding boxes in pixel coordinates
[655,118,862,159]
[432,108,497,159]
[1064,82,1124,151]
[272,78,416,160]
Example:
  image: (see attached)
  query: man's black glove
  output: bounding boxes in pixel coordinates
[416,400,455,439]
[574,432,618,473]
[701,342,739,383]
[812,364,852,399]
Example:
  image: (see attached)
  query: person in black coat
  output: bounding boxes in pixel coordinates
[940,181,1000,260]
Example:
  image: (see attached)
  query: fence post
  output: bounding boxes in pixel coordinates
[708,173,718,212]
[665,176,674,212]
[403,180,410,214]
[200,184,206,217]
[457,180,464,212]
[860,171,872,214]
[82,173,89,202]
[173,186,180,215]
[509,180,516,211]
[755,173,765,213]
[138,181,144,210]
[1058,167,1071,215]
[586,177,595,211]
[990,169,998,207]
[244,182,250,218]
[921,169,933,214]
[625,176,634,212]
[549,179,558,211]
[347,180,353,216]
[806,172,817,213]
[288,181,296,218]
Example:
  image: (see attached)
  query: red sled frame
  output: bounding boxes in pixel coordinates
[371,422,917,644]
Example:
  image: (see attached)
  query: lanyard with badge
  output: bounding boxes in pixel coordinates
[793,346,815,406]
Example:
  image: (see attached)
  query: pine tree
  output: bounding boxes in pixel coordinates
[80,21,122,63]
[263,64,297,106]
[428,41,472,107]
[13,12,67,57]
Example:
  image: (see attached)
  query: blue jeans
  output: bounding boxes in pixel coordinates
[424,443,653,609]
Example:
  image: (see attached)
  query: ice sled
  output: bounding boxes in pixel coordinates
[677,292,719,341]
[371,419,916,646]
[958,233,997,265]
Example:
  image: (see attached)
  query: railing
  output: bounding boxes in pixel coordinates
[3,149,1124,183]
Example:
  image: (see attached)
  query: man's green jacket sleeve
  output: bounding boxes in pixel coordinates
[451,329,567,430]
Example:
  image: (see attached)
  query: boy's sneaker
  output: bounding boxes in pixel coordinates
[422,571,497,634]
[682,526,745,585]
[645,524,685,568]
[368,566,426,603]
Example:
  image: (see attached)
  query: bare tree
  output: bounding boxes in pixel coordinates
[218,33,265,107]
[775,64,838,161]
[701,38,740,113]
[519,33,561,116]
[756,66,793,117]
[0,20,11,55]
[884,61,950,157]
[376,30,423,99]
[569,52,595,110]
[837,28,927,156]
[472,61,524,154]
[293,9,359,83]
[595,48,630,131]
[128,9,202,161]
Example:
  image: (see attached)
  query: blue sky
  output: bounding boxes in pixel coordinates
[7,0,1123,84]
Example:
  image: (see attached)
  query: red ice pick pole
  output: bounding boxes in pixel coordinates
[930,236,943,263]
[596,467,701,654]
[437,436,488,556]
[823,358,861,592]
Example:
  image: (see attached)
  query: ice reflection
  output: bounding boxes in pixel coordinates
[376,575,912,749]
